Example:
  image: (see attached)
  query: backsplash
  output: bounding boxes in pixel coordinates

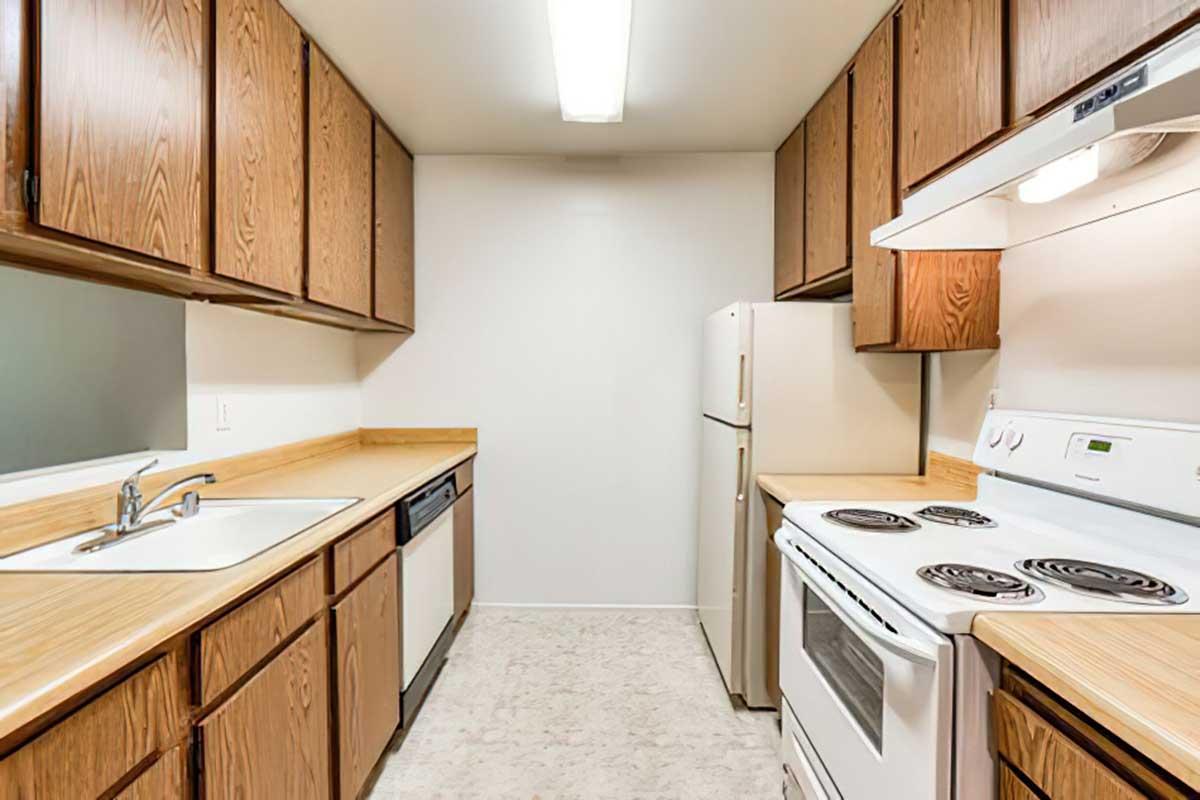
[929,189,1200,459]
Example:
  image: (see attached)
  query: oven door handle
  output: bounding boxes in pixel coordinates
[784,549,941,667]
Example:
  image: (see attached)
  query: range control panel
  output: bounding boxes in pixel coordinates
[973,410,1200,520]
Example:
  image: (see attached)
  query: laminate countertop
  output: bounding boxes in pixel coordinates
[974,613,1200,793]
[0,441,475,746]
[756,472,976,505]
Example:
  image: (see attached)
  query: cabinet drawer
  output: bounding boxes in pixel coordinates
[1001,763,1040,800]
[333,511,396,594]
[0,652,186,798]
[454,458,474,493]
[994,689,1145,800]
[115,745,187,799]
[199,556,325,705]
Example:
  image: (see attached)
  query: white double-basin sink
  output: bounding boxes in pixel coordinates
[0,497,360,573]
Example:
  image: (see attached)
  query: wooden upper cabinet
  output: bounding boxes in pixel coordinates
[374,122,415,328]
[308,45,373,316]
[333,554,401,800]
[200,621,331,800]
[1011,0,1200,120]
[36,0,207,269]
[851,16,897,349]
[899,0,1005,190]
[774,122,805,297]
[214,0,305,294]
[804,74,850,283]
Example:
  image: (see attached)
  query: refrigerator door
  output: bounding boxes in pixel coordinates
[702,302,752,427]
[696,415,750,694]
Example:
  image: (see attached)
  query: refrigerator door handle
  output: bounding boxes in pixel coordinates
[736,444,747,503]
[737,353,747,410]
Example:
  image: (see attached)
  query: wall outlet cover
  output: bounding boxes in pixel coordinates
[216,395,232,432]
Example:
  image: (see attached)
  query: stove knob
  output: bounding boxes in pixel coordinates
[1004,429,1025,451]
[988,427,1004,448]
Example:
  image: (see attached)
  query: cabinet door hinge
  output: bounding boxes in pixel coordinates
[22,169,39,210]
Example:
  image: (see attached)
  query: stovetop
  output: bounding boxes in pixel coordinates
[781,474,1200,634]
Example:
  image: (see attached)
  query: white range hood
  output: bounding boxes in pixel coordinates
[873,23,1200,251]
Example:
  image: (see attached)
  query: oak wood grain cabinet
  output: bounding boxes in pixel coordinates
[774,121,805,297]
[197,556,326,705]
[804,74,850,284]
[762,493,783,710]
[214,0,305,294]
[199,620,331,800]
[899,0,1005,190]
[0,652,188,798]
[35,0,207,269]
[454,485,475,621]
[850,15,898,349]
[308,44,373,316]
[333,511,397,594]
[333,554,402,800]
[115,745,188,800]
[374,121,416,328]
[998,666,1190,800]
[1010,0,1200,120]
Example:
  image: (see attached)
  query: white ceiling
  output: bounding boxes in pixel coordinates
[281,0,893,155]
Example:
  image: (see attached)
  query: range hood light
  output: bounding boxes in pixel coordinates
[1016,145,1100,204]
[547,0,632,123]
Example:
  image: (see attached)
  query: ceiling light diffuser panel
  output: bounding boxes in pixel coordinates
[547,0,632,123]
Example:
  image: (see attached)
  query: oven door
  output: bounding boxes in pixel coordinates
[778,522,953,800]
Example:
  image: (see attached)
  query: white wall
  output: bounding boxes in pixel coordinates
[929,190,1200,458]
[0,302,360,505]
[358,154,774,606]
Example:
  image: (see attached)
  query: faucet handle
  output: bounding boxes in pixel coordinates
[121,458,159,497]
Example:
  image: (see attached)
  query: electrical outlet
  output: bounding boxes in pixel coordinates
[216,395,232,432]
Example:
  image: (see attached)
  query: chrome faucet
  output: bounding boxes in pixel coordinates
[76,459,217,554]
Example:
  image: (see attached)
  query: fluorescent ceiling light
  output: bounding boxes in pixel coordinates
[547,0,632,123]
[1017,146,1100,204]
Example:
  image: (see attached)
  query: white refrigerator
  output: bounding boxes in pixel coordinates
[696,301,922,708]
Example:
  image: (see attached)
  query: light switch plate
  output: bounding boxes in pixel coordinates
[216,395,232,432]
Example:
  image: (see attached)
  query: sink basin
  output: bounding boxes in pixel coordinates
[0,497,360,573]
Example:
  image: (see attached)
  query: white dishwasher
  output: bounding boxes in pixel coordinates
[397,474,458,725]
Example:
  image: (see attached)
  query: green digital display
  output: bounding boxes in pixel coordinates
[1088,439,1113,453]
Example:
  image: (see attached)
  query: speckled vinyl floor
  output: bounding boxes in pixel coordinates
[368,607,781,800]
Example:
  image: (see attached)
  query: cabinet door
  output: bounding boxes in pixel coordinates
[214,0,304,294]
[308,45,373,315]
[851,17,898,349]
[899,0,1004,189]
[114,746,188,800]
[804,74,850,283]
[454,488,475,620]
[333,553,401,800]
[774,122,805,296]
[1011,0,1200,119]
[374,122,415,328]
[200,621,331,800]
[37,0,206,269]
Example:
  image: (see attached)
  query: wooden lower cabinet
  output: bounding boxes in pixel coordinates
[199,621,331,799]
[115,746,188,800]
[333,554,402,800]
[0,652,187,799]
[997,666,1188,800]
[454,487,475,620]
[762,493,783,710]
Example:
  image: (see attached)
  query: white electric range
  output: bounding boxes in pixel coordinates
[773,410,1200,800]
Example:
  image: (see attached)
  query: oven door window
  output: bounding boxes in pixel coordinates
[802,585,884,752]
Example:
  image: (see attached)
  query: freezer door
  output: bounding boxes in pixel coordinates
[696,415,750,695]
[702,302,752,426]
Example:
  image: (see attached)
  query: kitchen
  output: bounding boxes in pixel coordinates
[0,0,1199,798]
